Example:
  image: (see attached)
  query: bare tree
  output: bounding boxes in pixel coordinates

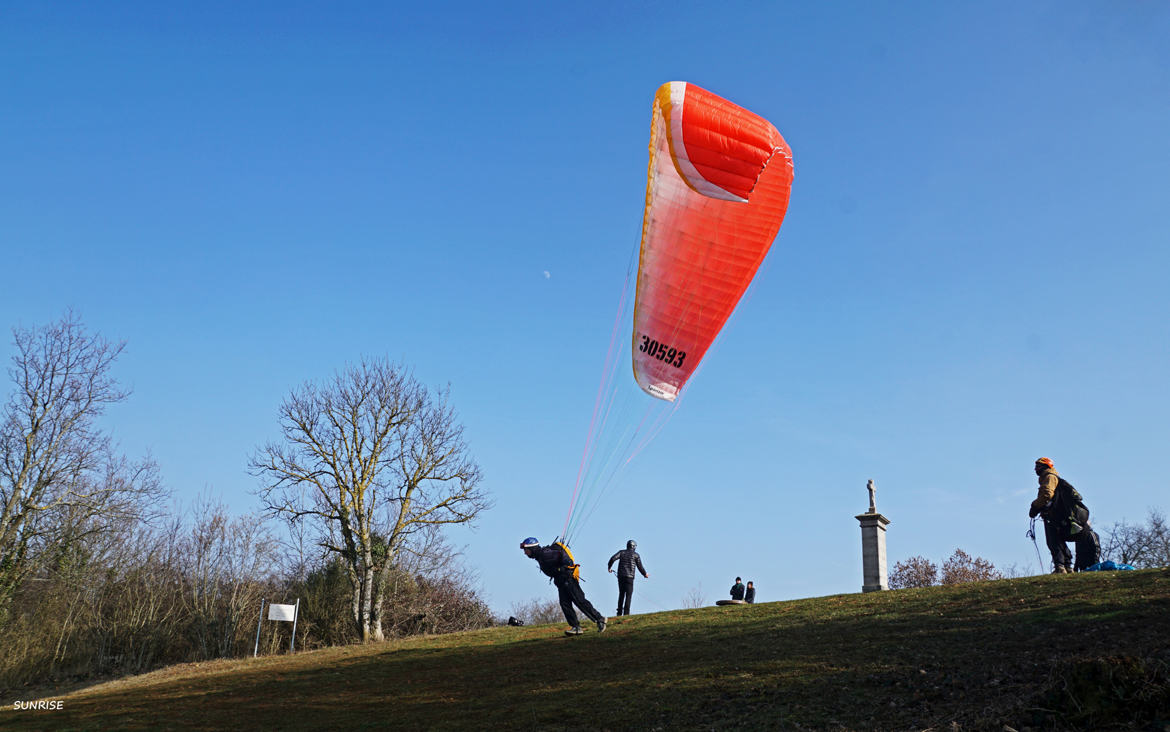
[250,358,488,642]
[1102,509,1170,568]
[0,312,166,622]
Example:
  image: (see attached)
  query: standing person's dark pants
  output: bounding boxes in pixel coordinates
[555,574,603,627]
[1043,520,1073,570]
[616,575,635,616]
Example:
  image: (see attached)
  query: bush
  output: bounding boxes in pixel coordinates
[0,510,494,690]
[508,598,564,626]
[941,549,1001,585]
[291,559,360,649]
[889,549,1000,589]
[889,556,938,589]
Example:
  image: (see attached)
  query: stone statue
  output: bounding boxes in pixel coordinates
[867,479,876,513]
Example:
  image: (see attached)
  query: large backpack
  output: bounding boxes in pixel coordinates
[1045,477,1090,538]
[552,539,581,581]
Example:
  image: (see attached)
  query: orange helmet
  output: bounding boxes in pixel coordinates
[1035,457,1054,469]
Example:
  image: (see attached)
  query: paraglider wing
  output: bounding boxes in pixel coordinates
[632,82,793,401]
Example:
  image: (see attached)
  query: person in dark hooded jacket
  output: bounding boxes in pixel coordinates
[607,539,649,616]
[520,537,606,635]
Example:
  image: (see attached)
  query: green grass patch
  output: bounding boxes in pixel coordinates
[4,569,1168,730]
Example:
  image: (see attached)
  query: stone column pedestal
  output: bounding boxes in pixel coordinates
[855,512,891,592]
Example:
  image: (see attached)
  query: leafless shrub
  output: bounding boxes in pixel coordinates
[0,503,285,689]
[889,556,938,589]
[999,562,1026,579]
[388,573,494,636]
[682,584,706,609]
[0,519,187,688]
[889,550,1000,589]
[940,549,1001,585]
[287,530,493,649]
[509,597,563,626]
[180,495,280,659]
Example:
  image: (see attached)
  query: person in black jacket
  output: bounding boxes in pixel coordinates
[520,537,606,635]
[730,577,745,601]
[607,539,649,616]
[744,581,756,604]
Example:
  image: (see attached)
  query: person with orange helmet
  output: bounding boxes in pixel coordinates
[1029,457,1100,573]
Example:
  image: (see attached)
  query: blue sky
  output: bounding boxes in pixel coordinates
[3,3,1168,616]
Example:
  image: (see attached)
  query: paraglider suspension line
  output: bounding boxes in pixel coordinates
[1026,516,1045,573]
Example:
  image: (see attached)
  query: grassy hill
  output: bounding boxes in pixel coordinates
[3,569,1168,730]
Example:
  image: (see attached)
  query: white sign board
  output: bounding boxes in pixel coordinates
[268,603,297,622]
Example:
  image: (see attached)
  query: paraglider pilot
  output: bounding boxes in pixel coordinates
[1029,457,1101,573]
[521,538,606,636]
